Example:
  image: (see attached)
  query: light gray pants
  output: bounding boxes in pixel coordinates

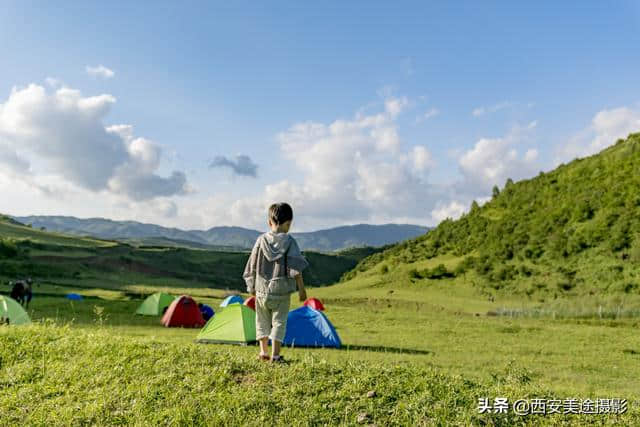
[255,295,290,343]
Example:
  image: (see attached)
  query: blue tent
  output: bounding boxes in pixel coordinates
[283,306,342,348]
[199,303,215,321]
[220,295,244,307]
[66,293,84,300]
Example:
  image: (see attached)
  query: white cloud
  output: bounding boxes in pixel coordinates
[86,65,115,79]
[430,200,466,223]
[472,101,513,117]
[0,84,188,200]
[0,144,30,174]
[524,148,539,163]
[416,108,440,123]
[384,96,409,117]
[457,123,540,195]
[556,107,640,163]
[409,145,434,172]
[195,96,438,230]
[45,77,61,88]
[145,199,178,219]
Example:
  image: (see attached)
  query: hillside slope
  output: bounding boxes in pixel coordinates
[0,217,382,291]
[14,216,428,251]
[347,133,640,298]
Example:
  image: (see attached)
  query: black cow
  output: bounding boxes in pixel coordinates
[10,278,33,308]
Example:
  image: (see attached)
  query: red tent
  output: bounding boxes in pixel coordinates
[161,295,205,328]
[303,297,325,311]
[243,296,256,311]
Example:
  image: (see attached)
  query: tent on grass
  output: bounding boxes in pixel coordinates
[66,293,83,300]
[196,303,256,345]
[0,295,31,325]
[243,296,256,311]
[303,297,325,311]
[135,292,175,316]
[161,295,205,328]
[199,303,215,321]
[283,306,341,348]
[220,295,244,307]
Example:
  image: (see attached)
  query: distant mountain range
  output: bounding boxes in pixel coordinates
[13,215,430,252]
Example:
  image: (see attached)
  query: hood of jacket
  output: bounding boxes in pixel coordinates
[259,231,292,262]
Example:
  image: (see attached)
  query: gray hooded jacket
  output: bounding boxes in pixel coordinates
[243,232,309,296]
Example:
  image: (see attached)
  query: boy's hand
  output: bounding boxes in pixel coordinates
[298,290,307,302]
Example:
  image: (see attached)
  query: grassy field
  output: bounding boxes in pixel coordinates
[2,217,639,424]
[2,251,639,425]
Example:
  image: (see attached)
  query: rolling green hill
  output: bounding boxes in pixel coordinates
[346,133,640,299]
[0,216,383,293]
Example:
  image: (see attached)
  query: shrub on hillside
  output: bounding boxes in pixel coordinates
[0,238,18,258]
[408,264,456,280]
[423,264,455,279]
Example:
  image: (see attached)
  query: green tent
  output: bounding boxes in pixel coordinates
[196,304,256,345]
[0,295,31,325]
[135,292,176,316]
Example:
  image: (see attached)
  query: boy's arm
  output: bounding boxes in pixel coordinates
[295,274,307,302]
[243,239,260,295]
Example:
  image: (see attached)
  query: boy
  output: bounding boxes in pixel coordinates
[243,203,309,363]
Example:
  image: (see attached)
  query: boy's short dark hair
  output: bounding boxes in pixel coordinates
[268,203,293,225]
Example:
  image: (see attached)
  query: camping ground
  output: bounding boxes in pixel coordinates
[2,192,640,425]
[1,253,639,425]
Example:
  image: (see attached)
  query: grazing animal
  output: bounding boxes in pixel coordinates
[10,278,33,308]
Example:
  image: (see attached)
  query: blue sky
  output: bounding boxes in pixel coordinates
[1,2,639,231]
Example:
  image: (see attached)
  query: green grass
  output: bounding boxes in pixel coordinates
[0,221,116,248]
[2,323,637,426]
[1,260,637,425]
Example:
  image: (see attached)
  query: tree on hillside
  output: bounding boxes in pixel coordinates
[492,185,500,198]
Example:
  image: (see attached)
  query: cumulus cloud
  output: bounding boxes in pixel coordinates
[86,65,115,79]
[193,95,544,230]
[0,143,59,195]
[0,144,30,174]
[472,101,513,117]
[209,154,258,177]
[203,96,439,229]
[409,145,434,172]
[0,84,188,200]
[430,200,467,223]
[556,107,640,163]
[457,123,540,195]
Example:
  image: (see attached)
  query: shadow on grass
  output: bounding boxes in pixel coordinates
[340,344,431,355]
